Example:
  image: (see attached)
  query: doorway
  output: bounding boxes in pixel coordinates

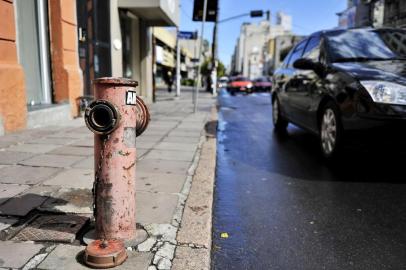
[15,0,52,108]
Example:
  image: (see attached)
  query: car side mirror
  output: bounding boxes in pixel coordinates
[293,58,325,76]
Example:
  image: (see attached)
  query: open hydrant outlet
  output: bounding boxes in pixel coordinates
[85,100,120,135]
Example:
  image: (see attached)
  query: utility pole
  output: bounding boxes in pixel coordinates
[193,0,208,113]
[176,27,181,97]
[211,1,219,96]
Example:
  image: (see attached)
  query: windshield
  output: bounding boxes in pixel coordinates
[232,77,249,81]
[326,29,406,62]
[257,77,271,82]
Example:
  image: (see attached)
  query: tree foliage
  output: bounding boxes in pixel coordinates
[201,58,226,77]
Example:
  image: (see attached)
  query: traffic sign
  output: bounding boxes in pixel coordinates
[193,0,218,22]
[178,31,198,40]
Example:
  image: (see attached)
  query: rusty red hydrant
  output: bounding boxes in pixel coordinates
[83,77,149,268]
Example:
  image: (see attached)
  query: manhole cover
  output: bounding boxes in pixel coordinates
[12,215,89,243]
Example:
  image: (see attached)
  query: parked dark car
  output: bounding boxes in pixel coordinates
[227,76,253,95]
[272,27,406,159]
[254,76,272,92]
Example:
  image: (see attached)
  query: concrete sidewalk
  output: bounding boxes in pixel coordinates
[0,89,216,270]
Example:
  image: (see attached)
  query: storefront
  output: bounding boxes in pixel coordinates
[15,0,52,108]
[153,28,176,88]
[111,0,179,102]
[0,0,82,134]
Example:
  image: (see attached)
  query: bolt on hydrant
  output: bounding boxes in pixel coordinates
[83,77,149,268]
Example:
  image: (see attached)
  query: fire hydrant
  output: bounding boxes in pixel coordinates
[83,77,149,268]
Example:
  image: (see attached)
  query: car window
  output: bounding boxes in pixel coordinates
[326,29,406,62]
[303,36,321,61]
[287,39,308,68]
[282,50,293,68]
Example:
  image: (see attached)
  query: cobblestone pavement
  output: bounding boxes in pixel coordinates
[0,88,215,270]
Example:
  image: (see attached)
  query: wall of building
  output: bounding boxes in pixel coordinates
[48,0,82,117]
[0,0,27,133]
[231,14,292,77]
[384,0,406,27]
[110,0,123,77]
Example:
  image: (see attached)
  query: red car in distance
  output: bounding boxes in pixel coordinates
[254,76,272,92]
[227,76,253,95]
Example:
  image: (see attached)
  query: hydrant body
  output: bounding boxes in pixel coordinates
[91,78,138,241]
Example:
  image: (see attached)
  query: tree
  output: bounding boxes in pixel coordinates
[200,58,226,77]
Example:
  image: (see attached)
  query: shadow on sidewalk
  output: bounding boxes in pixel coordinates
[0,193,91,243]
[205,120,218,138]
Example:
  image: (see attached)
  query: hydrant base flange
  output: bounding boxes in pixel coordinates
[83,228,148,248]
[84,239,127,269]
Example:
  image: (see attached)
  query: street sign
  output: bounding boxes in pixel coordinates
[192,0,218,22]
[178,31,198,40]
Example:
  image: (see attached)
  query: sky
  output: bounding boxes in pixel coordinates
[178,0,347,67]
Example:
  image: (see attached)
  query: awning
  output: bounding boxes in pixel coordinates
[118,0,179,26]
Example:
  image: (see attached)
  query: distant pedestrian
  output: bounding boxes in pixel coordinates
[164,70,174,93]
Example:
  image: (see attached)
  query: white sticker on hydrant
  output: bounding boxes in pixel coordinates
[126,91,137,105]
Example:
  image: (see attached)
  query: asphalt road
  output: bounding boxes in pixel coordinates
[211,90,406,270]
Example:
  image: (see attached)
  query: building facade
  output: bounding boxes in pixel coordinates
[230,12,292,78]
[266,35,304,72]
[337,0,386,28]
[0,0,179,135]
[0,0,81,134]
[382,0,406,28]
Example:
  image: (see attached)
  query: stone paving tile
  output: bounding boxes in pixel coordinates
[72,156,93,170]
[146,127,173,133]
[0,151,34,165]
[136,140,159,149]
[147,121,179,127]
[176,123,205,130]
[154,142,197,152]
[42,169,93,189]
[136,191,179,224]
[0,140,16,149]
[70,139,93,147]
[0,241,44,269]
[0,217,18,231]
[136,159,191,175]
[39,244,152,270]
[172,246,210,270]
[25,137,78,145]
[141,129,170,136]
[144,150,195,162]
[49,146,93,156]
[47,132,89,139]
[136,172,186,194]
[162,136,200,144]
[40,188,93,214]
[19,154,85,168]
[0,135,21,143]
[0,165,61,185]
[0,183,30,204]
[0,165,8,170]
[0,193,48,216]
[7,143,61,154]
[137,148,149,157]
[168,130,202,138]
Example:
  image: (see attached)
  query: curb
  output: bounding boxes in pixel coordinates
[171,106,218,270]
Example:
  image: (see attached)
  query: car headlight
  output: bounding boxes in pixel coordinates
[247,83,253,88]
[360,81,406,105]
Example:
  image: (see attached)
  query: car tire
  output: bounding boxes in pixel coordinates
[272,97,288,132]
[319,101,343,160]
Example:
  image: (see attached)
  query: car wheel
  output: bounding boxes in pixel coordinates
[319,102,343,159]
[272,97,288,132]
